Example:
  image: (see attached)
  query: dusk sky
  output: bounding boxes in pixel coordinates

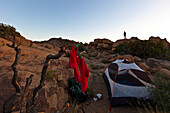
[0,0,170,43]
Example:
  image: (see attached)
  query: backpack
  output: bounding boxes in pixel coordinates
[68,78,87,103]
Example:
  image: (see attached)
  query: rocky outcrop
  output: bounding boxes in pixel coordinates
[158,68,170,78]
[1,36,32,47]
[34,37,79,49]
[88,37,140,52]
[146,58,170,68]
[146,58,162,68]
[0,38,73,113]
[149,36,170,49]
[112,37,139,48]
[89,38,114,50]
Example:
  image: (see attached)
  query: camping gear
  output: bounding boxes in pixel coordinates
[77,57,90,93]
[93,97,98,102]
[97,93,102,99]
[69,46,81,82]
[68,44,89,102]
[68,78,87,103]
[103,59,154,107]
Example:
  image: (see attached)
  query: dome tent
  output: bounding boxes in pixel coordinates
[102,59,154,106]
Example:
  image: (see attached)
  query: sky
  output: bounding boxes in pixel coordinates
[0,0,170,43]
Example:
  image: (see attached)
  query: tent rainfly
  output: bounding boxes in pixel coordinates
[103,59,154,106]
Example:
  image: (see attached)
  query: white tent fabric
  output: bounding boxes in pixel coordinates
[105,65,150,98]
[112,59,144,72]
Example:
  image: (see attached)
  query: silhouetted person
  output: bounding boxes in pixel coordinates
[124,31,126,39]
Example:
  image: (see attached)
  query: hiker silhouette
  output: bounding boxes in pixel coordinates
[124,31,126,39]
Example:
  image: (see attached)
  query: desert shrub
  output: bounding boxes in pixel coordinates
[83,42,89,46]
[0,23,21,37]
[46,70,56,80]
[64,101,83,113]
[90,64,100,70]
[136,73,169,113]
[87,87,94,98]
[149,73,170,113]
[78,42,85,52]
[136,102,166,113]
[114,40,168,60]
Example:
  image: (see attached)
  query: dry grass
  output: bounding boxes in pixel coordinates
[136,102,167,113]
[64,101,84,113]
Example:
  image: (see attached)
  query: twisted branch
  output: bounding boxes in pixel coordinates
[31,46,67,105]
[3,36,21,113]
[21,74,34,113]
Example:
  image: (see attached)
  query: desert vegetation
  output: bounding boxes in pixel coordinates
[136,72,170,113]
[149,73,170,113]
[114,40,170,60]
[0,23,21,38]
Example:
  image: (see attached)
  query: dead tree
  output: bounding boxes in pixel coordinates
[3,36,67,113]
[3,36,34,113]
[31,46,67,106]
[21,74,34,113]
[3,36,22,113]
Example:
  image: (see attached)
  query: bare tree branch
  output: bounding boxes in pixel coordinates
[3,36,21,113]
[31,46,67,105]
[3,93,21,113]
[3,36,67,113]
[21,74,34,113]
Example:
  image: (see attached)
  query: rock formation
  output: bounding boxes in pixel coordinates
[0,38,73,113]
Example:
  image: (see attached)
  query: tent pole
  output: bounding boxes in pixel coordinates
[109,59,125,112]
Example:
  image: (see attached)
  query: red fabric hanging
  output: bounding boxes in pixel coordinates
[69,46,81,82]
[78,57,90,92]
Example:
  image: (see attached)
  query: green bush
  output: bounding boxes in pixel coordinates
[149,73,170,112]
[114,40,168,60]
[0,23,21,37]
[78,42,85,52]
[46,70,56,81]
[136,73,169,113]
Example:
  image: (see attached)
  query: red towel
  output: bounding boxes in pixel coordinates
[69,46,81,82]
[78,57,90,92]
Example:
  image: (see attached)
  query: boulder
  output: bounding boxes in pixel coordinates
[3,35,32,47]
[138,63,150,71]
[105,55,113,63]
[114,54,135,62]
[97,43,111,50]
[149,36,170,49]
[96,52,102,59]
[146,58,161,68]
[158,68,170,78]
[35,37,79,49]
[134,56,142,62]
[112,40,124,48]
[38,43,54,49]
[93,38,113,45]
[111,48,116,51]
[88,38,114,51]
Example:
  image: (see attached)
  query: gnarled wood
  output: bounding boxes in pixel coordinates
[21,74,34,113]
[31,46,67,105]
[3,36,21,113]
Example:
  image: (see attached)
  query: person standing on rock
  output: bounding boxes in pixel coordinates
[124,31,126,39]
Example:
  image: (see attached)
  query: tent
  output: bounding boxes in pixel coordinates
[103,59,154,106]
